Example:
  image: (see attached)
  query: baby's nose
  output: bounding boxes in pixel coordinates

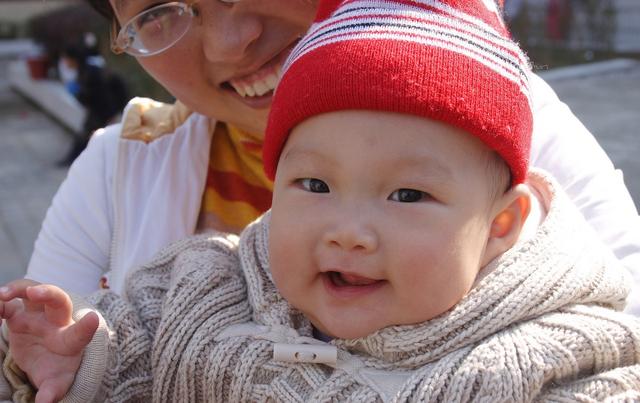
[322,219,378,252]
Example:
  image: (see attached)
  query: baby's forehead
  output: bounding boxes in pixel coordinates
[286,111,498,176]
[291,110,493,157]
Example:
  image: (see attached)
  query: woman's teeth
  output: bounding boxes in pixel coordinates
[229,72,280,98]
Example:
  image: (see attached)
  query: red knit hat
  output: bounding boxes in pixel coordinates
[264,0,532,184]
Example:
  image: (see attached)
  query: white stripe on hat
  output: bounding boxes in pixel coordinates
[283,0,531,104]
[283,0,529,95]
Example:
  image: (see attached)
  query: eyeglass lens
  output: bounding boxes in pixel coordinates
[121,4,192,55]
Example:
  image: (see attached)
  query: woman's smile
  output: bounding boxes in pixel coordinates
[222,40,299,109]
[132,0,318,133]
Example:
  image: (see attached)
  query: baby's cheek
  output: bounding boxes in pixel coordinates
[268,236,299,297]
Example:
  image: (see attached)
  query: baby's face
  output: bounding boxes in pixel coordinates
[269,110,506,339]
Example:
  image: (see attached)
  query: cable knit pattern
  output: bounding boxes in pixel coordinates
[50,170,640,402]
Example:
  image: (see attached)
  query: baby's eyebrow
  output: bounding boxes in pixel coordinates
[281,148,332,165]
[283,147,454,182]
[389,155,454,181]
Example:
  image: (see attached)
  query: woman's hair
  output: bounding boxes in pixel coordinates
[86,0,114,20]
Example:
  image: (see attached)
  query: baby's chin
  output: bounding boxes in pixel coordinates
[308,309,452,341]
[310,318,390,341]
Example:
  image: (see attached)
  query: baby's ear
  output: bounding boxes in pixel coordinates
[481,184,531,266]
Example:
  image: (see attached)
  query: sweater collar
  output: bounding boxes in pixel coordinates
[238,170,630,369]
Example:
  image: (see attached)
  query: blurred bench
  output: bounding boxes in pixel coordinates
[8,59,86,133]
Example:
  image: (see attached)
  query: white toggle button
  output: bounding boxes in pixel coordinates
[273,343,337,365]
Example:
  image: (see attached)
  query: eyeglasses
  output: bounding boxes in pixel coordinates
[110,1,241,57]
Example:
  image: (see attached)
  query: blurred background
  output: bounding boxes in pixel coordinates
[506,0,638,66]
[0,0,639,284]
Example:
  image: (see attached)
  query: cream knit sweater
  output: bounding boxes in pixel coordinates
[3,171,640,402]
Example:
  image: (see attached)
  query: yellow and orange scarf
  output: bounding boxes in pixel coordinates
[121,99,273,235]
[199,123,273,233]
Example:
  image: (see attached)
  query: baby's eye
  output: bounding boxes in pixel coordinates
[298,178,330,193]
[388,188,428,203]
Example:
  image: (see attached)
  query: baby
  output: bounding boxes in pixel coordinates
[2,0,639,401]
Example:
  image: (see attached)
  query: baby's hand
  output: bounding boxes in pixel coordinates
[0,279,99,403]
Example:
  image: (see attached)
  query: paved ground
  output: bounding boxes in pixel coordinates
[0,59,69,284]
[0,59,639,286]
[540,61,640,204]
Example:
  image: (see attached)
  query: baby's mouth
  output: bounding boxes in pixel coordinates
[327,271,382,287]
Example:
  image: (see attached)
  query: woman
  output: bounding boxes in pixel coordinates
[26,0,640,313]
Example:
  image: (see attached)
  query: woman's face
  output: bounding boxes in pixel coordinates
[111,0,318,135]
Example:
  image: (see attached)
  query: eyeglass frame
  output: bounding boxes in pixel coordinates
[110,1,199,57]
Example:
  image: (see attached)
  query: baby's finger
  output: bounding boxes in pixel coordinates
[0,279,44,312]
[26,285,73,327]
[59,311,99,355]
[0,279,40,301]
[34,377,71,403]
[34,386,56,403]
[0,298,24,320]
